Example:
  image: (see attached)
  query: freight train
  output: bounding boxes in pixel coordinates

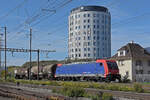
[14,59,121,82]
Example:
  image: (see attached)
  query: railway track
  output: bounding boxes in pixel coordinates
[0,82,150,100]
[0,83,66,100]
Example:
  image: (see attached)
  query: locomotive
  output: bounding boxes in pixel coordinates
[14,59,121,82]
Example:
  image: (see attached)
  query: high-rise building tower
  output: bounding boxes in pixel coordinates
[68,6,111,59]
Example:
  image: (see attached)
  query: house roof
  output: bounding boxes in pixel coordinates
[111,43,150,60]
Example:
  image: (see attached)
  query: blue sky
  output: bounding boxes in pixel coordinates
[0,0,150,66]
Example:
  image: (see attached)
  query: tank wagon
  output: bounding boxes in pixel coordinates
[14,60,121,82]
[14,64,57,80]
[55,60,121,82]
[14,68,28,79]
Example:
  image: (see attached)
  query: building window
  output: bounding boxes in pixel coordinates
[88,48,90,51]
[88,42,90,46]
[84,25,86,29]
[75,15,77,18]
[72,54,74,58]
[87,25,90,28]
[93,30,96,34]
[126,71,129,76]
[84,54,86,57]
[93,42,96,46]
[97,31,99,34]
[93,20,95,23]
[78,20,80,24]
[88,53,90,57]
[97,14,99,17]
[79,54,81,57]
[135,60,143,66]
[93,36,96,40]
[83,36,86,40]
[75,48,77,52]
[84,48,86,51]
[78,26,80,29]
[97,20,99,23]
[88,14,90,17]
[79,43,81,46]
[87,19,90,23]
[97,25,99,28]
[148,60,150,66]
[94,48,96,51]
[78,14,80,18]
[78,37,81,40]
[78,31,80,35]
[75,54,77,57]
[120,51,124,56]
[93,13,96,17]
[83,14,86,17]
[88,36,90,40]
[78,48,81,52]
[75,26,77,29]
[136,70,143,74]
[118,60,124,66]
[97,36,99,40]
[84,20,86,23]
[93,25,96,28]
[72,49,74,52]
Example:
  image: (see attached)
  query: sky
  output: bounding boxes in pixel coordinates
[0,0,150,66]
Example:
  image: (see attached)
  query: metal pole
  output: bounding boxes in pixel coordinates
[29,28,32,80]
[0,31,1,69]
[4,27,7,80]
[37,49,39,80]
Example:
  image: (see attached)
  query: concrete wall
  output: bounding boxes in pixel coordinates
[116,58,150,82]
[116,60,132,81]
[132,59,150,82]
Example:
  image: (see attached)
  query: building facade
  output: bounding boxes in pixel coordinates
[68,6,111,59]
[111,42,150,82]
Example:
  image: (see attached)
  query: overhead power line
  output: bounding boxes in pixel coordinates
[0,0,28,20]
[112,12,150,28]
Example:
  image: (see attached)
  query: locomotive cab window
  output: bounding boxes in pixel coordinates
[107,61,118,69]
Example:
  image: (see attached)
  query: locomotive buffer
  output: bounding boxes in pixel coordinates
[0,47,56,80]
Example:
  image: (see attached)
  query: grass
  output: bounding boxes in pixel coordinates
[0,78,148,93]
[52,85,113,100]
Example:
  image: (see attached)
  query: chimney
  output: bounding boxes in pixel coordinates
[130,40,134,44]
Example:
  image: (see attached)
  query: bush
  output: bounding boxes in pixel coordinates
[60,86,85,97]
[102,93,113,100]
[90,95,101,100]
[122,75,130,83]
[133,83,144,93]
[107,85,119,91]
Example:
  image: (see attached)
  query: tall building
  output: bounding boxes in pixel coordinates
[68,6,111,59]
